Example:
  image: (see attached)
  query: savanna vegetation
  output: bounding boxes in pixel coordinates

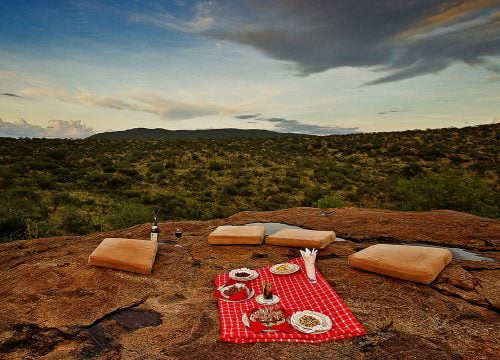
[0,124,498,242]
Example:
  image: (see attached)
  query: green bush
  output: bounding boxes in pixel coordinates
[60,207,93,235]
[208,161,225,171]
[0,217,27,241]
[392,170,498,218]
[314,193,345,208]
[105,202,153,230]
[149,162,164,172]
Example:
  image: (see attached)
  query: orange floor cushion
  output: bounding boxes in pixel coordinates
[88,238,158,274]
[348,244,452,284]
[265,229,335,249]
[208,225,265,245]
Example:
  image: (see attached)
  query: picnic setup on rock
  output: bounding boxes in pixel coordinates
[1,207,498,359]
[87,222,454,344]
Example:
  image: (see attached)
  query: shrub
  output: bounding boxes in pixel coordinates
[52,192,80,209]
[149,162,164,172]
[208,161,225,171]
[60,207,93,235]
[105,202,153,230]
[314,193,345,208]
[392,169,498,218]
[0,217,27,241]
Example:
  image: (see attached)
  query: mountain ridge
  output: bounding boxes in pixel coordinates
[86,127,305,140]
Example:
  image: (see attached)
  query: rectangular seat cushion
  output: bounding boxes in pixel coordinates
[348,244,452,284]
[208,225,265,245]
[88,238,158,274]
[265,229,335,249]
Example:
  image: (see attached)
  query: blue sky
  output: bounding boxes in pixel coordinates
[0,0,499,137]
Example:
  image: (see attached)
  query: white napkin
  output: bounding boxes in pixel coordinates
[300,248,318,282]
[300,248,317,263]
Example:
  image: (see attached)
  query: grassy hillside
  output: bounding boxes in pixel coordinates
[0,124,498,242]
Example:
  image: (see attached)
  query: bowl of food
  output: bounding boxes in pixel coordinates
[290,310,332,334]
[229,268,258,281]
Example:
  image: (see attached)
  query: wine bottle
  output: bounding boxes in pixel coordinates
[150,216,160,242]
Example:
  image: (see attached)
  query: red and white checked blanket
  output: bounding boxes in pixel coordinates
[214,257,366,343]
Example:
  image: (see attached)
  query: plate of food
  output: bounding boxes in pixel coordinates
[290,310,332,334]
[229,268,259,281]
[242,308,287,331]
[218,283,254,302]
[269,263,300,275]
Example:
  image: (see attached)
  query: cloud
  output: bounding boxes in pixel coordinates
[128,92,228,120]
[130,2,216,32]
[1,92,24,98]
[256,117,359,135]
[45,120,95,138]
[203,0,500,84]
[0,70,48,85]
[488,75,500,81]
[246,121,257,124]
[377,110,407,115]
[235,113,260,119]
[20,87,234,120]
[0,118,95,138]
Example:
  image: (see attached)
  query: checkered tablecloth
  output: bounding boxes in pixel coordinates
[214,257,366,343]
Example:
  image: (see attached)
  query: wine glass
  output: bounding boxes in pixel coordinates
[175,228,183,240]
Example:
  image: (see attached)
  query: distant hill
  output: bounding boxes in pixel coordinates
[86,128,304,140]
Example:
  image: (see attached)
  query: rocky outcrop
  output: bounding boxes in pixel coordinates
[0,207,498,359]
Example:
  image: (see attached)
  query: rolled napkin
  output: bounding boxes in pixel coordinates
[246,308,293,333]
[300,248,318,283]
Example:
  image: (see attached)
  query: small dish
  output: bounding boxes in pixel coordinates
[229,268,259,281]
[256,294,280,305]
[270,263,300,275]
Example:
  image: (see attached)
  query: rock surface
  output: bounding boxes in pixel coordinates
[0,207,498,359]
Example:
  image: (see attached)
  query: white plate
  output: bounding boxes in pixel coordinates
[256,294,280,305]
[290,311,332,334]
[217,283,255,302]
[229,268,259,281]
[241,313,283,332]
[270,263,300,275]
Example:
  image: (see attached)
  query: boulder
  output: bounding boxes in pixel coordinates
[0,207,498,359]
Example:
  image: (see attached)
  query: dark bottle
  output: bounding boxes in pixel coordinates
[263,282,273,300]
[150,216,160,242]
[175,228,183,239]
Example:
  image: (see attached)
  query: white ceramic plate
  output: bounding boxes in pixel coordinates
[242,313,285,332]
[217,283,255,302]
[290,311,332,334]
[229,268,259,281]
[256,294,280,305]
[270,263,300,275]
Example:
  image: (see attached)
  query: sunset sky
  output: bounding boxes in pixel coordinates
[1,0,499,137]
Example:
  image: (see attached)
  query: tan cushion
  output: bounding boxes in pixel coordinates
[208,225,265,245]
[348,244,452,284]
[266,229,335,249]
[88,238,158,274]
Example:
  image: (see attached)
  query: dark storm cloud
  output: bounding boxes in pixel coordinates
[2,92,24,98]
[257,117,359,135]
[208,0,500,84]
[235,113,260,119]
